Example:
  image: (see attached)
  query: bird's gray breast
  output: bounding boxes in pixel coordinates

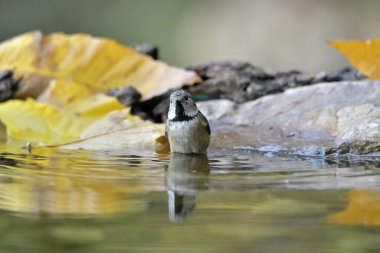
[167,116,210,153]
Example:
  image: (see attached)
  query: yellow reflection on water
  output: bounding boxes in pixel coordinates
[0,146,165,217]
[326,189,380,226]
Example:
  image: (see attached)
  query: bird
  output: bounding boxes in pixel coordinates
[165,90,210,154]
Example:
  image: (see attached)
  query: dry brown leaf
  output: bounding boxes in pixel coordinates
[59,124,165,151]
[34,108,167,151]
[155,135,170,155]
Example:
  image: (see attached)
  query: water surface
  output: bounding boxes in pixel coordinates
[0,144,380,252]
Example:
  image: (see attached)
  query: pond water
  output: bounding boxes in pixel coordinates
[0,144,380,252]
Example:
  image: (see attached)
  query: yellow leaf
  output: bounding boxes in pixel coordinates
[0,31,196,146]
[328,39,380,79]
[79,108,148,139]
[38,79,95,107]
[38,80,125,120]
[0,94,125,144]
[0,99,87,143]
[0,31,201,100]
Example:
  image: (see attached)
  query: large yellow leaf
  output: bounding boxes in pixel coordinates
[0,96,167,149]
[0,99,87,143]
[38,80,125,120]
[0,31,197,147]
[0,94,125,144]
[0,31,201,100]
[329,39,380,79]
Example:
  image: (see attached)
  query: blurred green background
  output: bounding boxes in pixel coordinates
[0,0,379,73]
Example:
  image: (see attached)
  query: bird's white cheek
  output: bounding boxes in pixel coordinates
[168,105,176,120]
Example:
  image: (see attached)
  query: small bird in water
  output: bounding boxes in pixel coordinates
[166,90,210,154]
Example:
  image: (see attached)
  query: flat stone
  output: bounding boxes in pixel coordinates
[198,81,380,155]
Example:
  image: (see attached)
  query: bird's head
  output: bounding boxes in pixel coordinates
[168,90,199,121]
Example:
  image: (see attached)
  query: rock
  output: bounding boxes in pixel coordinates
[132,62,365,124]
[198,81,380,155]
[335,104,380,154]
[314,66,365,83]
[107,86,142,106]
[133,43,159,60]
[187,61,364,103]
[131,94,169,122]
[0,70,20,102]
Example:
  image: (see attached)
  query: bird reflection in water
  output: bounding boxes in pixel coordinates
[166,153,210,224]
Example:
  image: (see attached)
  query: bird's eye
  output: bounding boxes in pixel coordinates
[184,97,189,101]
